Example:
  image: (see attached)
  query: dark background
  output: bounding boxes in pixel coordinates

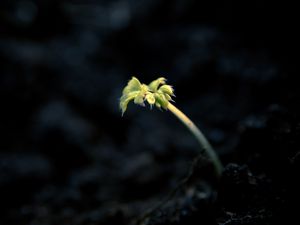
[0,1,299,224]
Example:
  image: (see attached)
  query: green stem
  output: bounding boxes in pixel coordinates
[167,103,223,176]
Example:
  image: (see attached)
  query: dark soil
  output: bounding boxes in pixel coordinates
[0,1,299,225]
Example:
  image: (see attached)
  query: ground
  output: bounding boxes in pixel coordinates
[0,1,299,225]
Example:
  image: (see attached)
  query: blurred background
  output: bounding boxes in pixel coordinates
[0,1,299,225]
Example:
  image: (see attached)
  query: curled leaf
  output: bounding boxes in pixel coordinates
[148,77,166,92]
[145,93,155,105]
[120,91,140,115]
[122,77,142,95]
[153,93,168,109]
[159,85,174,96]
[119,76,175,115]
[134,92,145,106]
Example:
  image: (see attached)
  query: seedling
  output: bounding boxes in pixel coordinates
[120,77,223,176]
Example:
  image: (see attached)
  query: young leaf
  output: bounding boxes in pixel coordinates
[119,76,174,114]
[122,77,142,95]
[159,85,174,96]
[120,91,139,115]
[134,92,145,106]
[148,77,166,92]
[145,93,155,105]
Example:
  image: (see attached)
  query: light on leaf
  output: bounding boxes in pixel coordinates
[119,76,175,114]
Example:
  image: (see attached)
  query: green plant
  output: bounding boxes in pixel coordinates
[120,77,223,176]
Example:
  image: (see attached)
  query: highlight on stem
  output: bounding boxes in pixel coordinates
[119,77,223,176]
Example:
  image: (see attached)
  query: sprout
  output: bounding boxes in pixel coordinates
[120,76,223,176]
